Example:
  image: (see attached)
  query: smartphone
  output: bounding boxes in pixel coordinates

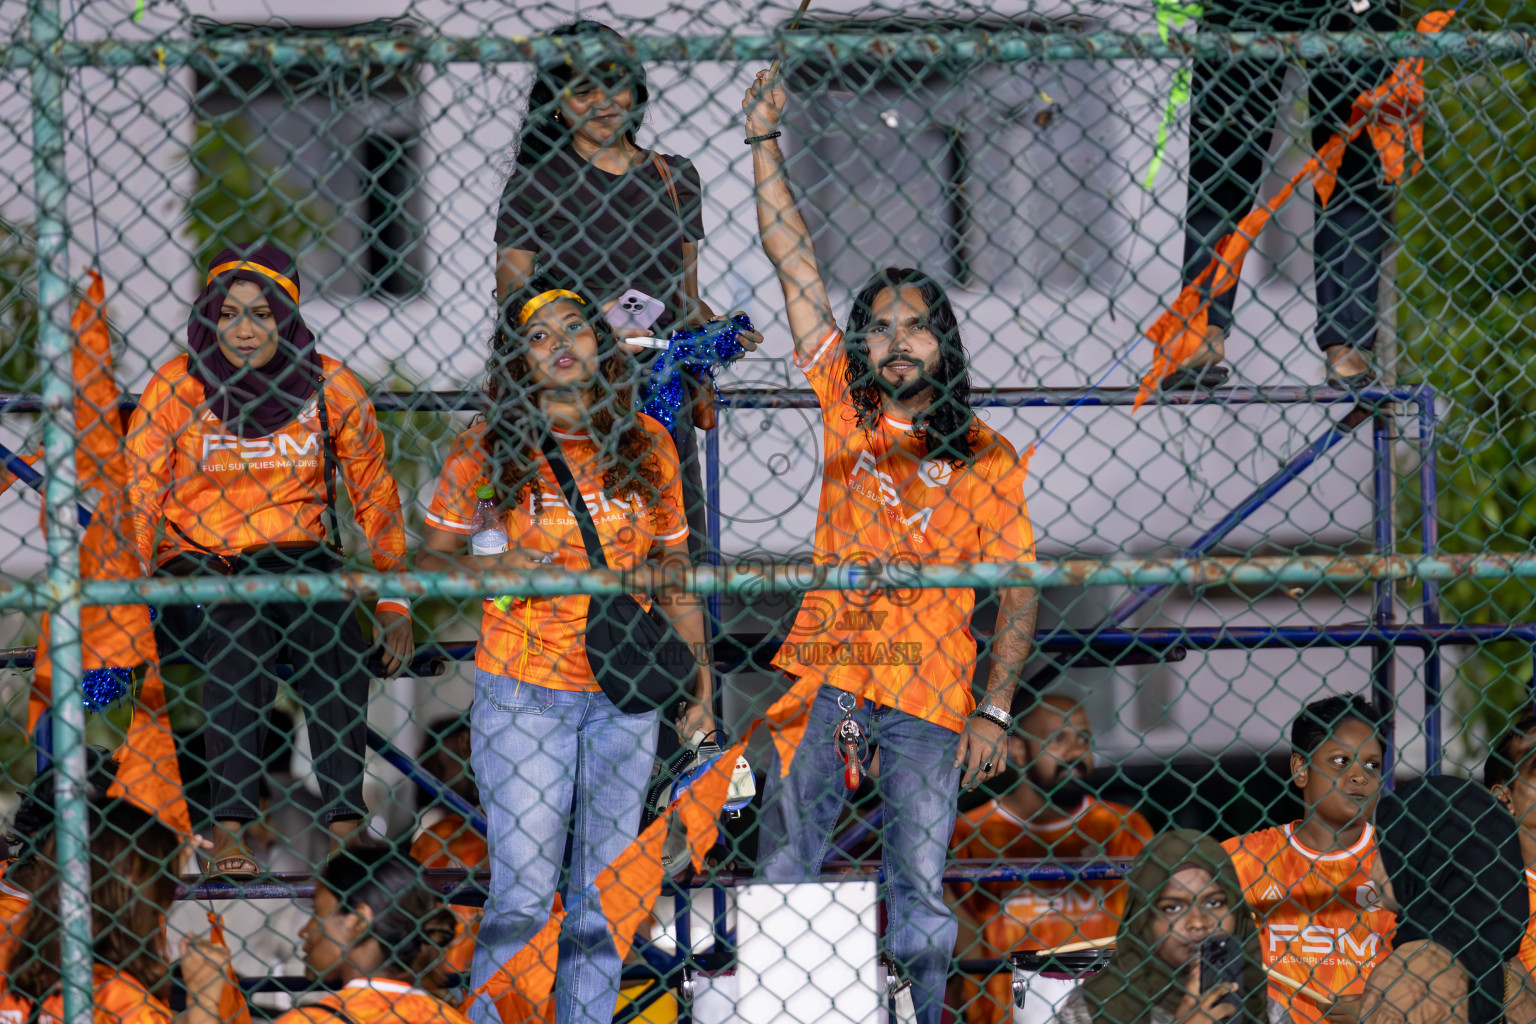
[1199,934,1244,1013]
[607,288,667,332]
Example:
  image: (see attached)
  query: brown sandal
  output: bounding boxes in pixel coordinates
[207,851,260,880]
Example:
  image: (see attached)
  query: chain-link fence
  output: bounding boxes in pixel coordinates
[2,0,1536,1021]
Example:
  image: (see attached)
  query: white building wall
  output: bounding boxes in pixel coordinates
[0,0,1436,771]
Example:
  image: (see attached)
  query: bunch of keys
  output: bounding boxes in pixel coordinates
[835,692,867,791]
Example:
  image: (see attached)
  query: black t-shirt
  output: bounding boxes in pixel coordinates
[495,146,705,330]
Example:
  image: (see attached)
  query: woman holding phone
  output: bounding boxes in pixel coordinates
[416,280,713,1024]
[1047,830,1291,1024]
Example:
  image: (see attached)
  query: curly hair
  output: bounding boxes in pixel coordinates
[514,21,648,169]
[481,281,667,520]
[844,267,977,464]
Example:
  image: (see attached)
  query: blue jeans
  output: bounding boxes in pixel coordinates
[758,685,962,1024]
[465,672,660,1024]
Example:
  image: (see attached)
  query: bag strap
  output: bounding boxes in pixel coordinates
[650,153,692,324]
[536,426,612,572]
[650,152,683,221]
[314,375,345,558]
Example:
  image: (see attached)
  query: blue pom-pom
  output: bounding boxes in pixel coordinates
[641,313,753,433]
[81,666,132,712]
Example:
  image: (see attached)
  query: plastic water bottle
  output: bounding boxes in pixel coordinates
[470,485,507,555]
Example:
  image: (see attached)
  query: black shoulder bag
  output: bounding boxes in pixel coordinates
[537,427,697,715]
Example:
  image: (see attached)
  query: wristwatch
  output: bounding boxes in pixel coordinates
[971,703,1013,730]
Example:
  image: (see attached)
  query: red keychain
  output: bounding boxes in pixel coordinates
[835,692,867,790]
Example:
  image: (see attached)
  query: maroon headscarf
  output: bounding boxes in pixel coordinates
[187,243,323,438]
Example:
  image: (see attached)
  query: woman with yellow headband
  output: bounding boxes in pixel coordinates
[417,280,713,1024]
[127,243,414,878]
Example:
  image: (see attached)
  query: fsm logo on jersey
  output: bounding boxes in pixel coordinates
[917,457,954,488]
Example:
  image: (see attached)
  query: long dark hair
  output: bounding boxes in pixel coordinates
[481,280,666,518]
[12,801,182,1001]
[515,21,649,169]
[844,267,977,464]
[319,846,456,980]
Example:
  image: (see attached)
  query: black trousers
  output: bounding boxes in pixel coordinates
[156,557,371,827]
[1184,0,1399,353]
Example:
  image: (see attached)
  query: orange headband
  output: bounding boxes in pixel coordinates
[517,289,586,325]
[206,260,300,304]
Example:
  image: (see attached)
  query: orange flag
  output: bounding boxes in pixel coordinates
[204,910,257,1024]
[106,665,192,836]
[767,672,826,780]
[1135,11,1453,410]
[22,270,191,837]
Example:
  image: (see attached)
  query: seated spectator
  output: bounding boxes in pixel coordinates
[411,714,483,863]
[1223,695,1394,1024]
[1367,776,1526,1024]
[202,776,310,1014]
[1049,829,1290,1023]
[950,694,1153,1024]
[1361,940,1470,1024]
[0,747,122,1001]
[7,800,233,1024]
[1485,714,1536,975]
[410,714,486,980]
[275,846,467,1024]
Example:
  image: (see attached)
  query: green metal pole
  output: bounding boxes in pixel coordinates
[28,0,93,1014]
[0,552,1524,611]
[2,29,1531,70]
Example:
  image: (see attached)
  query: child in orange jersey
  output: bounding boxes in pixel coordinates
[1484,714,1536,979]
[277,847,468,1024]
[950,695,1154,1024]
[127,243,414,876]
[1222,695,1393,1024]
[8,800,232,1024]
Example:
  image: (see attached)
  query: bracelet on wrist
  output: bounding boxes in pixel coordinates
[970,707,1012,730]
[745,131,783,145]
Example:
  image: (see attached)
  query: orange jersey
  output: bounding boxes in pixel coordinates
[1223,824,1396,1024]
[35,964,171,1024]
[1521,870,1536,973]
[411,814,488,975]
[0,861,30,1009]
[276,978,474,1024]
[769,330,1036,733]
[426,419,687,691]
[951,798,1152,1024]
[126,354,409,618]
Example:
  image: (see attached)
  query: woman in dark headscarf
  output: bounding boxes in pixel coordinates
[1368,776,1527,1024]
[1050,829,1288,1024]
[127,243,414,876]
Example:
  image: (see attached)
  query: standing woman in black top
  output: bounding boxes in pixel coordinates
[495,20,731,564]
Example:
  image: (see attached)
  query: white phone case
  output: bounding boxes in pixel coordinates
[608,288,667,331]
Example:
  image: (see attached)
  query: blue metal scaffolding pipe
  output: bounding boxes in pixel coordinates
[178,860,1128,902]
[1021,403,1376,696]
